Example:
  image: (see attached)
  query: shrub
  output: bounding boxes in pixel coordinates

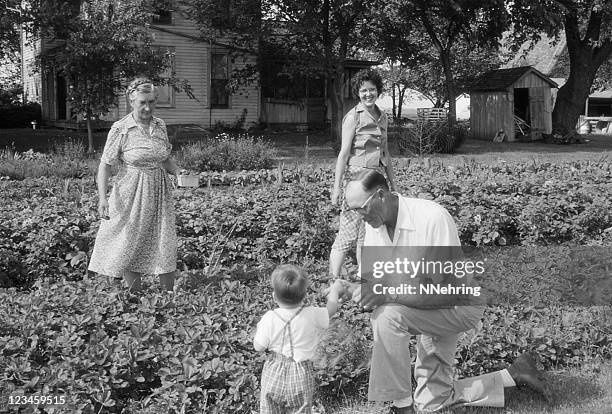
[396,120,468,155]
[51,138,87,158]
[177,133,277,172]
[0,147,95,179]
[0,102,42,128]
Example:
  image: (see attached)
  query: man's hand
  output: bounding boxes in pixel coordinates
[351,279,387,310]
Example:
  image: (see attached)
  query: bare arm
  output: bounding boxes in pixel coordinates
[326,279,352,317]
[96,162,112,219]
[331,115,357,204]
[383,133,397,191]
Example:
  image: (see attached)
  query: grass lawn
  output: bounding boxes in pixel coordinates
[0,125,208,152]
[324,361,612,414]
[266,130,612,163]
[2,127,611,162]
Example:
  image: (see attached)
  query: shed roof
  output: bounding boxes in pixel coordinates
[469,66,558,92]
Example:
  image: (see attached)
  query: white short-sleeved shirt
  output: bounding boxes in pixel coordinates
[362,195,461,247]
[253,306,329,362]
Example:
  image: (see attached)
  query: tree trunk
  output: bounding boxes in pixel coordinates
[392,84,397,122]
[552,11,612,133]
[418,11,456,127]
[329,64,345,151]
[552,67,596,133]
[86,110,94,154]
[397,87,406,120]
[439,51,456,127]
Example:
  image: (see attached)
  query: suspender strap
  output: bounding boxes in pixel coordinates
[269,304,306,359]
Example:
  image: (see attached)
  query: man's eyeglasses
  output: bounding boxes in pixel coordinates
[352,191,378,214]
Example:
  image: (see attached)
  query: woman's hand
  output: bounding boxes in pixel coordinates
[163,158,180,176]
[330,186,340,205]
[98,197,110,220]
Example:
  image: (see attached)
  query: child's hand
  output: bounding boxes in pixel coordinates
[326,279,355,303]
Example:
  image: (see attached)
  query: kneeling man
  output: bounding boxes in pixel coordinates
[339,170,549,413]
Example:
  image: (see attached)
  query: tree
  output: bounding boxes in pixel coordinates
[379,62,413,122]
[373,0,508,126]
[508,0,612,133]
[269,0,375,145]
[22,0,189,152]
[187,0,374,146]
[0,0,21,60]
[182,0,261,88]
[381,41,502,120]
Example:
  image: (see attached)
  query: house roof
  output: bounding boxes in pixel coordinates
[589,90,612,100]
[504,33,567,76]
[469,66,558,92]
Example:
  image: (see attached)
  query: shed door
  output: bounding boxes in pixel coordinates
[529,87,550,133]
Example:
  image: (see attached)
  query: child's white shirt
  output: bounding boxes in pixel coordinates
[253,306,329,362]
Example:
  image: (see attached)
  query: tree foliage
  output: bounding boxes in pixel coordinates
[508,0,612,132]
[19,0,191,152]
[373,0,508,125]
[381,39,502,122]
[186,0,375,144]
[0,0,21,59]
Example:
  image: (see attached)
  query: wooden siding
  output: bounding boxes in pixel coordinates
[528,86,553,133]
[263,99,308,123]
[25,7,260,129]
[513,72,552,89]
[115,10,260,128]
[21,35,42,105]
[262,98,325,126]
[470,92,516,141]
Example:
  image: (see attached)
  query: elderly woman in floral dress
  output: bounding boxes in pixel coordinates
[88,77,179,292]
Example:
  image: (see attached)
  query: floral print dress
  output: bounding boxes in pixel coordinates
[88,114,177,277]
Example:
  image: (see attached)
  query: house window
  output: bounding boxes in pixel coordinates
[156,52,175,107]
[211,53,230,108]
[153,9,172,25]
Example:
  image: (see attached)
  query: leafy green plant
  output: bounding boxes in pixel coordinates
[3,159,612,290]
[177,133,277,172]
[0,147,95,179]
[0,264,610,413]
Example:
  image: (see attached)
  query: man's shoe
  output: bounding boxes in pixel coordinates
[388,405,414,414]
[507,352,551,401]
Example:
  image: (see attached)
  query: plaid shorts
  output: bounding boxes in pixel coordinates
[260,352,315,414]
[331,165,386,252]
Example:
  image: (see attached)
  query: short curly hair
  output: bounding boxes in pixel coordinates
[126,77,157,101]
[352,68,384,96]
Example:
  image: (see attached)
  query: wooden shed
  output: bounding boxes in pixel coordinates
[469,66,557,141]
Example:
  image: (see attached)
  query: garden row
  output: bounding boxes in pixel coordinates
[1,267,610,413]
[1,160,612,412]
[2,160,612,288]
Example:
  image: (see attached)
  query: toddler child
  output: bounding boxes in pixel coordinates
[253,264,346,414]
